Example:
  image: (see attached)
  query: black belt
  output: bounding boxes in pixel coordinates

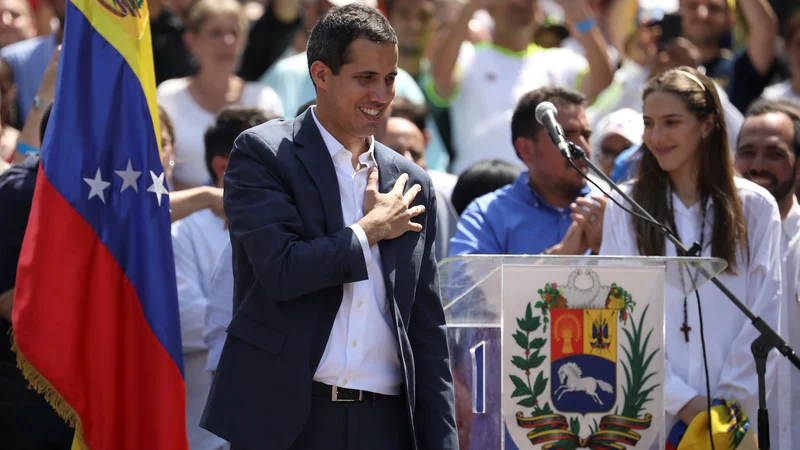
[311,381,384,402]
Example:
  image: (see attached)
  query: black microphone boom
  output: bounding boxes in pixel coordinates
[534,102,572,160]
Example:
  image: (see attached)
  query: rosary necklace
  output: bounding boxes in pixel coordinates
[666,187,708,343]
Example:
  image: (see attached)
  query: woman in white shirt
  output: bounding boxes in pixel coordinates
[599,67,783,439]
[157,0,283,190]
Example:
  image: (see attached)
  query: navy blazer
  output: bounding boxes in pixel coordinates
[200,110,458,450]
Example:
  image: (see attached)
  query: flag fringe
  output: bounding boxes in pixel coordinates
[9,329,89,449]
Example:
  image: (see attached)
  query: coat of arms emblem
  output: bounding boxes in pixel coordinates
[504,268,663,449]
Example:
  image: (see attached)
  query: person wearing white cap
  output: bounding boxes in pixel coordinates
[591,108,644,176]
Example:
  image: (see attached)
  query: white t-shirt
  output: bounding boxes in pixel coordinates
[600,177,783,435]
[425,42,588,175]
[157,78,284,188]
[769,197,800,450]
[171,209,231,450]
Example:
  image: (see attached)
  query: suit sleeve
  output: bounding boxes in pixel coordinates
[408,180,459,450]
[223,130,368,302]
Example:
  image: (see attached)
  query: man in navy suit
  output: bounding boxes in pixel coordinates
[200,4,458,450]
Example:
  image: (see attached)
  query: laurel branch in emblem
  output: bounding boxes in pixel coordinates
[510,280,659,449]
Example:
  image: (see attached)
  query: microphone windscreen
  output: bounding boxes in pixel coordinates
[534,102,558,125]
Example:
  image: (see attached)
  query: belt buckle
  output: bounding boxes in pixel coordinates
[331,386,361,402]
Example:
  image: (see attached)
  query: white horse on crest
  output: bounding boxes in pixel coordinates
[554,362,614,405]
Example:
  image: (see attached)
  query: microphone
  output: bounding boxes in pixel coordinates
[534,102,572,160]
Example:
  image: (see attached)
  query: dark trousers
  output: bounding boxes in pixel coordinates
[232,394,412,450]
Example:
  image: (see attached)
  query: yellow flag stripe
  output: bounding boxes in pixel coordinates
[69,0,162,157]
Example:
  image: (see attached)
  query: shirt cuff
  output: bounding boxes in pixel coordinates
[349,223,373,265]
[665,366,700,416]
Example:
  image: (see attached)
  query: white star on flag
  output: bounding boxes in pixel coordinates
[114,159,141,193]
[83,168,111,204]
[147,170,169,207]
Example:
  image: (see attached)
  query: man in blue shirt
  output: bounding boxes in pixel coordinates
[449,86,607,256]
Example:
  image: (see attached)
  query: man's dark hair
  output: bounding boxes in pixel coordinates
[306,3,397,85]
[205,106,279,184]
[451,159,522,216]
[510,87,587,147]
[40,102,53,144]
[743,98,800,158]
[391,96,427,133]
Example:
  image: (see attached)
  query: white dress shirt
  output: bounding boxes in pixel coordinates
[203,242,234,373]
[171,209,230,450]
[770,197,800,450]
[600,177,783,435]
[310,107,402,395]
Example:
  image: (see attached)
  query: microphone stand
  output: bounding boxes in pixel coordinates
[566,142,800,450]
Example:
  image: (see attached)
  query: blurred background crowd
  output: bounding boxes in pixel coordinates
[1,0,799,448]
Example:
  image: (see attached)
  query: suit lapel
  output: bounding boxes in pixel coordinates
[293,110,344,233]
[375,145,399,303]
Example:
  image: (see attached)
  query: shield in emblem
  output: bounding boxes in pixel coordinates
[550,308,617,414]
[501,268,665,450]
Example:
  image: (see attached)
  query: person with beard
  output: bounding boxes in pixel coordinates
[733,98,800,450]
[448,86,607,256]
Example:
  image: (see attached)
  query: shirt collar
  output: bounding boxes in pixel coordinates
[310,106,376,165]
[514,171,592,211]
[783,196,800,242]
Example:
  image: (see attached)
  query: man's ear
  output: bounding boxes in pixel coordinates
[514,136,533,163]
[310,61,331,92]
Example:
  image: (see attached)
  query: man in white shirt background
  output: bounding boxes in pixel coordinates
[171,106,273,450]
[733,98,800,450]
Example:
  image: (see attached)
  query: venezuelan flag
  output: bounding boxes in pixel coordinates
[11,0,188,448]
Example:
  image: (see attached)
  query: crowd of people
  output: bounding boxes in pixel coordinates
[0,0,799,448]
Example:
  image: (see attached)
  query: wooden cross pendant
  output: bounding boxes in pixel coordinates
[681,322,692,342]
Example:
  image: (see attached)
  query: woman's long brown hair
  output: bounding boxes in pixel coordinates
[631,67,748,272]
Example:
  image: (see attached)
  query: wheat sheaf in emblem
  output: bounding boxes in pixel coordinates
[511,273,658,449]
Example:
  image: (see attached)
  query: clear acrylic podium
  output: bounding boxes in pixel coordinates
[440,255,727,450]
